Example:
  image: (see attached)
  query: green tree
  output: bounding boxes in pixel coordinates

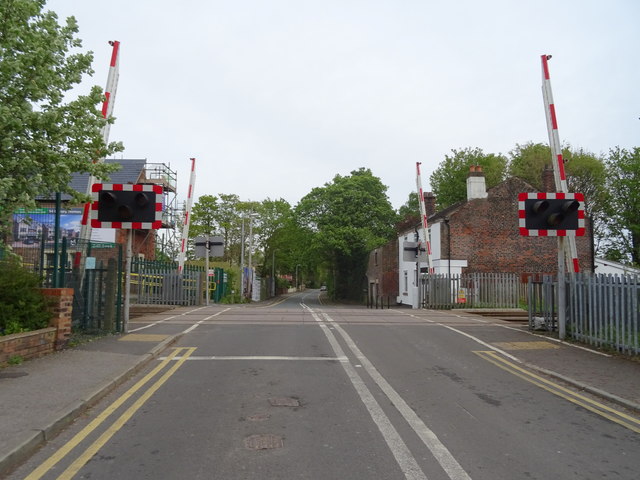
[507,142,553,190]
[190,194,220,238]
[295,168,396,300]
[0,0,122,238]
[429,147,507,209]
[603,147,640,265]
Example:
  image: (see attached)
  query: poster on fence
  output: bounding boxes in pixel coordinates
[12,207,115,247]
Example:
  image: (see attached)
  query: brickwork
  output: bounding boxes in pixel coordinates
[366,238,399,298]
[442,177,593,275]
[115,229,156,259]
[0,288,74,364]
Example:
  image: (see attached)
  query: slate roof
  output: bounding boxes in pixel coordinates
[58,159,147,201]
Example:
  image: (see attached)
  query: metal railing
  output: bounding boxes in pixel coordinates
[528,273,639,355]
[420,273,520,309]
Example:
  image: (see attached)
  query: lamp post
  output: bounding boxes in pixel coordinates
[295,264,300,291]
[271,249,276,297]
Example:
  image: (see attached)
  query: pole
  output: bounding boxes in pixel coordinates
[240,218,245,297]
[541,55,580,273]
[52,193,61,288]
[557,237,566,340]
[123,230,132,333]
[79,41,121,248]
[271,249,275,297]
[178,158,196,274]
[205,234,210,306]
[415,162,434,273]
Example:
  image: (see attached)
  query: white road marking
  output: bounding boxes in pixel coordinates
[182,308,231,333]
[317,308,473,480]
[304,306,428,480]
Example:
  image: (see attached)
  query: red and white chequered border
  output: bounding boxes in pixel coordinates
[518,192,585,237]
[90,183,163,230]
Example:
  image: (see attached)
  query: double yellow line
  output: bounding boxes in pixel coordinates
[474,350,640,434]
[26,347,196,480]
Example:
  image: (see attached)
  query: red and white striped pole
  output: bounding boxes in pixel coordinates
[178,158,196,274]
[416,162,434,274]
[77,41,121,265]
[541,54,580,273]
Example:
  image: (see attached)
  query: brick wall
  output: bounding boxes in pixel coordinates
[366,238,400,298]
[443,177,593,275]
[0,288,73,364]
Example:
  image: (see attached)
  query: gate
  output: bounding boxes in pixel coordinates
[131,259,225,306]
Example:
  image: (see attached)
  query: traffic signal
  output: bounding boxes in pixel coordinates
[518,192,585,236]
[91,183,163,229]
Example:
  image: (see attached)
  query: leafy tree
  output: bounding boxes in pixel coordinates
[295,168,396,300]
[397,191,420,222]
[190,194,220,238]
[603,147,640,265]
[0,0,122,239]
[507,142,554,190]
[429,147,507,209]
[564,148,607,257]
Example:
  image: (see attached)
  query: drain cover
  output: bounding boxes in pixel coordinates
[244,434,283,450]
[269,397,300,407]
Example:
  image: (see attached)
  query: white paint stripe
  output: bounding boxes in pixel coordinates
[400,312,520,363]
[182,307,231,334]
[159,355,348,362]
[320,311,472,480]
[128,315,178,333]
[309,309,427,480]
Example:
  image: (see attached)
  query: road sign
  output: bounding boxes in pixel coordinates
[195,235,224,258]
[403,241,428,263]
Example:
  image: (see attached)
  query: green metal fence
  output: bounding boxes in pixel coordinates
[8,234,124,332]
[131,259,227,306]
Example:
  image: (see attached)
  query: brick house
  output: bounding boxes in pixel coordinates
[367,166,593,307]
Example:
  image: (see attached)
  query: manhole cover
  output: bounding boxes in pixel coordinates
[269,397,300,407]
[247,413,270,422]
[0,371,28,379]
[244,434,283,450]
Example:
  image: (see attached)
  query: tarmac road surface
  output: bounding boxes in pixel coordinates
[5,290,640,479]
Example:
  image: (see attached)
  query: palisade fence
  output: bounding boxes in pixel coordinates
[131,259,227,306]
[7,235,124,333]
[528,274,640,355]
[420,273,520,309]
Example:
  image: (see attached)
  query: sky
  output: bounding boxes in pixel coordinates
[45,0,640,211]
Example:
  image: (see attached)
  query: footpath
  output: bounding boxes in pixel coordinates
[1,306,639,477]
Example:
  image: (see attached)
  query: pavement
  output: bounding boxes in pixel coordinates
[1,304,639,477]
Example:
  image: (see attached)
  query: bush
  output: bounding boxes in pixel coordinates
[0,258,50,335]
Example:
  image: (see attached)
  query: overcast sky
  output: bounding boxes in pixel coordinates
[46,0,639,210]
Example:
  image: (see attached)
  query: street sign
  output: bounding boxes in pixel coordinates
[403,241,428,263]
[195,235,225,258]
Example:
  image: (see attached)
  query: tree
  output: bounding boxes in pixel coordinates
[507,142,553,190]
[190,194,219,238]
[295,168,396,300]
[0,0,122,238]
[603,147,640,265]
[429,147,507,209]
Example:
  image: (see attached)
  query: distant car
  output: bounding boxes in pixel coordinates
[320,285,327,291]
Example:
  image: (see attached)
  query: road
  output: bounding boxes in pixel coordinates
[10,290,640,479]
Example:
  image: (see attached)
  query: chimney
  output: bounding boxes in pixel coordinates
[423,192,436,217]
[466,165,488,201]
[542,164,556,192]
